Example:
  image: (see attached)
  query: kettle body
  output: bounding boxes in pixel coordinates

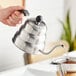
[12,15,47,54]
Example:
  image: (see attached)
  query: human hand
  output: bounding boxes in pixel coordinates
[0,6,24,26]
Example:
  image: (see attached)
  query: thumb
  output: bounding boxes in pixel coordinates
[8,6,24,12]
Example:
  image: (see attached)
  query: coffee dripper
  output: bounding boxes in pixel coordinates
[51,55,76,76]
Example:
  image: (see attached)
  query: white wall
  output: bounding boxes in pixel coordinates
[0,23,25,71]
[0,0,64,71]
[64,0,76,38]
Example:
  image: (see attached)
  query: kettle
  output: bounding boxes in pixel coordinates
[12,10,64,54]
[12,10,47,54]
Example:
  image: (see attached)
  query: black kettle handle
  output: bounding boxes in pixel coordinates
[18,10,29,16]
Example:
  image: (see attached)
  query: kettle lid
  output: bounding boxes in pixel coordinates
[26,15,46,26]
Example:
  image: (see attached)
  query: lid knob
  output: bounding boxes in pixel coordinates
[36,15,42,23]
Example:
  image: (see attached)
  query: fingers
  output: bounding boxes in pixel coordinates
[7,11,23,26]
[1,6,24,26]
[0,6,24,26]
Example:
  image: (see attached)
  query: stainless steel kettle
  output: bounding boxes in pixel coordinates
[12,10,47,54]
[12,10,64,54]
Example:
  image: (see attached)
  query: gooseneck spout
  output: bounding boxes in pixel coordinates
[39,44,64,55]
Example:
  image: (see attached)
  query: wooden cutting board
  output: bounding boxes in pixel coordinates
[0,0,25,8]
